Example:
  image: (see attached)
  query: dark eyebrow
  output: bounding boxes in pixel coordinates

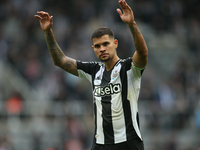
[94,44,100,48]
[93,41,110,48]
[103,41,109,45]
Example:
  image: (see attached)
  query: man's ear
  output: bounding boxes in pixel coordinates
[92,45,94,50]
[114,39,118,48]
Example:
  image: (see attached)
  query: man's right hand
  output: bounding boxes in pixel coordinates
[34,11,53,33]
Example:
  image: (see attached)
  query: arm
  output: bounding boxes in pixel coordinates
[117,0,148,68]
[34,11,78,76]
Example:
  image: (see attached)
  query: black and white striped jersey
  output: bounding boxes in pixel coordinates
[77,57,144,144]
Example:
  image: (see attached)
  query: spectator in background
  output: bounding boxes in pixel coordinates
[5,92,23,132]
[6,92,23,115]
[0,134,12,150]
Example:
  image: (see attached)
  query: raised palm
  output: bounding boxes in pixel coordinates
[34,11,53,33]
[117,0,135,25]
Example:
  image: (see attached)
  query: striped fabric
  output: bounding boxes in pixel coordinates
[77,58,144,144]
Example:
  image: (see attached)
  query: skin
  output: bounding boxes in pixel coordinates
[34,0,148,75]
[34,12,78,76]
[117,0,148,68]
[92,35,119,71]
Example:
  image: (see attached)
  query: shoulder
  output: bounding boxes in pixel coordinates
[120,57,145,74]
[119,57,133,65]
[77,60,103,68]
[77,60,104,74]
[118,57,132,68]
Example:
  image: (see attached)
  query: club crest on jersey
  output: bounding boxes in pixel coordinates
[112,70,119,80]
[94,83,121,97]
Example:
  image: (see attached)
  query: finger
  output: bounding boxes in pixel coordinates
[50,16,53,22]
[34,15,42,20]
[119,0,128,9]
[116,8,122,16]
[36,11,45,16]
[119,1,132,13]
[37,11,50,18]
[118,1,125,10]
[118,1,125,13]
[37,11,48,14]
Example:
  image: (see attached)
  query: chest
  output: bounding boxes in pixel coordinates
[93,66,122,97]
[94,66,121,86]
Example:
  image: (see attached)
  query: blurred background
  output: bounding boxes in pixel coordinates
[0,0,200,149]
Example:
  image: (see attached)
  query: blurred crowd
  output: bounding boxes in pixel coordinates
[0,0,200,150]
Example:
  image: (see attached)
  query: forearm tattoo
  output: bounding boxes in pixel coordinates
[45,32,77,75]
[129,25,141,39]
[45,32,65,65]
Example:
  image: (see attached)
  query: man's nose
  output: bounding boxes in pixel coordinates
[100,45,106,51]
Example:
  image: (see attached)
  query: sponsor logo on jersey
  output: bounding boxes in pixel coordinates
[94,83,121,97]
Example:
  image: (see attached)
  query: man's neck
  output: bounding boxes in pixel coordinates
[104,57,120,71]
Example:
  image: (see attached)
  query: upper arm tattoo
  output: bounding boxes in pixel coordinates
[61,57,78,76]
[132,55,147,68]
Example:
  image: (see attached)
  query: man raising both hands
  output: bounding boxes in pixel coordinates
[35,0,148,150]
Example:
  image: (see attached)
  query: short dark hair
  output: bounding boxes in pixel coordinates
[91,27,114,40]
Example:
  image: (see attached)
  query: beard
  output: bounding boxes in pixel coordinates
[99,55,111,62]
[101,57,110,62]
[99,52,113,62]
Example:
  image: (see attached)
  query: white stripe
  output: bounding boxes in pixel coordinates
[111,93,127,143]
[94,66,105,144]
[77,69,92,83]
[95,96,104,144]
[127,65,142,140]
[111,64,127,143]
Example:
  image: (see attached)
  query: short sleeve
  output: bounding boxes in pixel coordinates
[131,62,145,78]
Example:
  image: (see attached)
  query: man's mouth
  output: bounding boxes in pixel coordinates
[100,53,108,57]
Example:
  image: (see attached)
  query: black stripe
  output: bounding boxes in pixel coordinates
[137,112,140,129]
[101,69,114,144]
[93,99,97,143]
[141,69,145,76]
[120,60,138,140]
